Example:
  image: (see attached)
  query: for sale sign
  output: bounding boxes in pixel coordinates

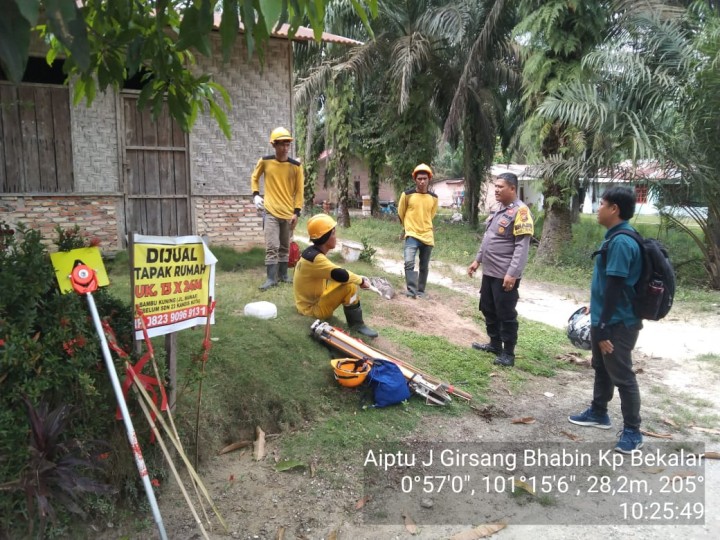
[132,234,217,339]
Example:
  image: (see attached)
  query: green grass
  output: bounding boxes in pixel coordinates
[99,212,717,474]
[102,240,576,470]
[300,211,720,311]
[695,353,720,369]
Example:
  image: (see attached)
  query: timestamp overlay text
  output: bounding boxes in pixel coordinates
[362,442,706,525]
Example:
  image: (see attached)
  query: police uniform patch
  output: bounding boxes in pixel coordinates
[499,218,510,227]
[498,227,505,234]
[513,206,535,236]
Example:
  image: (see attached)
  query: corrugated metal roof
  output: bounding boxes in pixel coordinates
[599,159,680,181]
[71,1,361,46]
[271,23,362,46]
[211,12,362,46]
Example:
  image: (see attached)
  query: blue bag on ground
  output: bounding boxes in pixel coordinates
[367,359,411,407]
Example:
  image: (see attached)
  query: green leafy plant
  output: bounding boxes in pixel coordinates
[0,222,136,534]
[359,237,377,263]
[0,398,113,537]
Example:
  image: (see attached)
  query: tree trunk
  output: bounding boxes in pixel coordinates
[535,202,573,265]
[336,156,351,228]
[302,100,317,213]
[536,122,574,264]
[706,201,720,289]
[462,127,483,228]
[369,157,381,217]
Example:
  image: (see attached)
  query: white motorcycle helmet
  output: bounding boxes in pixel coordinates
[567,307,592,350]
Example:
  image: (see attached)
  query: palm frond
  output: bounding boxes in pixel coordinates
[294,62,335,108]
[443,0,515,140]
[391,32,432,112]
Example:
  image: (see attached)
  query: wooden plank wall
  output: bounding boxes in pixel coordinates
[0,84,73,193]
[0,83,72,193]
[124,96,189,236]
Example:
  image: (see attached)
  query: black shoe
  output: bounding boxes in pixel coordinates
[472,342,501,354]
[493,352,515,367]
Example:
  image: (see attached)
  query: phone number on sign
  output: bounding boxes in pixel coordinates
[135,306,207,329]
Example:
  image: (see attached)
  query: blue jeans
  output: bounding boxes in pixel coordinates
[404,236,433,294]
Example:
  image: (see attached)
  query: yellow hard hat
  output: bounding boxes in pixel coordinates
[269,127,293,144]
[413,163,433,179]
[330,359,371,388]
[307,213,337,241]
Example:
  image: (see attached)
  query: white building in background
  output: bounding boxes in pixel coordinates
[429,160,689,217]
[489,164,544,212]
[582,160,682,216]
[430,164,544,211]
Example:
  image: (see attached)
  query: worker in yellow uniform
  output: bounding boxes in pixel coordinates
[398,163,439,298]
[251,127,305,290]
[293,214,378,338]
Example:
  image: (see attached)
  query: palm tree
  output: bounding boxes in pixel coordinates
[441,0,521,227]
[514,0,612,264]
[294,0,466,220]
[538,1,720,288]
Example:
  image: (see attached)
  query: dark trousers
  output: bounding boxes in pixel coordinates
[479,275,520,346]
[590,324,642,430]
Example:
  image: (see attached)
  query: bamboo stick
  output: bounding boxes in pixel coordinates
[130,379,210,540]
[124,362,229,533]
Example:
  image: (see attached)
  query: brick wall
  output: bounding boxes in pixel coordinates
[194,196,264,249]
[0,195,123,251]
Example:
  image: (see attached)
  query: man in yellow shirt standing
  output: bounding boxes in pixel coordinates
[251,127,305,290]
[398,164,439,298]
[293,214,378,338]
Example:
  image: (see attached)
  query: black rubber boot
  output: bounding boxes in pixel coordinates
[343,302,378,338]
[493,352,515,367]
[277,262,292,283]
[418,267,429,297]
[259,264,278,291]
[405,270,418,298]
[472,340,502,353]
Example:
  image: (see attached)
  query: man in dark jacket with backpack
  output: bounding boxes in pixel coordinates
[568,187,645,454]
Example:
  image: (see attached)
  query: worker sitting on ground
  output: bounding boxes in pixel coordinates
[293,214,378,338]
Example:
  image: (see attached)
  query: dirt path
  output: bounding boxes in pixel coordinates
[152,240,720,540]
[372,251,720,362]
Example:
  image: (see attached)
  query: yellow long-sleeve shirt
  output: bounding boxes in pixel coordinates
[398,188,438,246]
[250,155,304,219]
[293,246,363,316]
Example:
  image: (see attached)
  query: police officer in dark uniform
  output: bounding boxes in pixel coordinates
[467,172,534,367]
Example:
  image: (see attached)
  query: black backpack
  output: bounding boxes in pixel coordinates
[593,229,675,321]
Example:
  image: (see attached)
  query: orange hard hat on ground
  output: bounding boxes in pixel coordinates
[330,358,371,387]
[307,213,337,241]
[269,127,293,144]
[413,163,433,179]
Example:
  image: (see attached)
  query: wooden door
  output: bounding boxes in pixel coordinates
[122,95,190,237]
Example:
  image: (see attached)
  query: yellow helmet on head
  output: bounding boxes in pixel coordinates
[307,213,337,241]
[413,163,433,179]
[269,127,293,144]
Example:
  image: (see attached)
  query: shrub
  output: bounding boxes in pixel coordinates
[0,223,137,535]
[359,237,377,263]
